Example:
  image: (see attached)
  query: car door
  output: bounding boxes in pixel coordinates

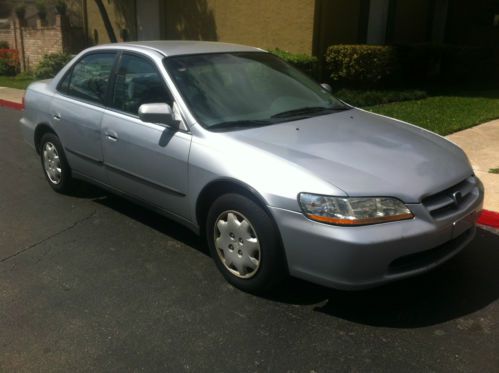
[101,52,192,219]
[51,52,117,182]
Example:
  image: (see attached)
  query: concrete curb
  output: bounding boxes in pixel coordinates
[478,210,499,229]
[0,98,498,229]
[0,98,23,111]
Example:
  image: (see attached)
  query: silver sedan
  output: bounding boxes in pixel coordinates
[21,41,484,293]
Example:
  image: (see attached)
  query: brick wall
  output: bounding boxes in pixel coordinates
[0,28,15,48]
[1,16,86,72]
[21,23,64,70]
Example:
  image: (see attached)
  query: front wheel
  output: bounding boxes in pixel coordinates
[206,193,287,294]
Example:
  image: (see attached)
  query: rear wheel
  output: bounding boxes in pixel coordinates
[40,133,73,193]
[206,193,287,294]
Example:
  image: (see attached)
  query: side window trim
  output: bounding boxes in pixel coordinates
[55,50,118,107]
[103,50,123,108]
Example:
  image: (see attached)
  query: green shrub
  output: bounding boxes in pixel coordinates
[34,52,72,79]
[55,0,67,16]
[0,41,9,49]
[36,0,47,21]
[15,4,26,20]
[325,45,399,87]
[333,88,427,107]
[0,49,20,76]
[271,48,319,79]
[324,44,497,88]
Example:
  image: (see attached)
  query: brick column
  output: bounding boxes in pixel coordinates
[12,18,26,72]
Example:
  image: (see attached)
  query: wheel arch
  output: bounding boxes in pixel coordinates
[34,123,58,154]
[195,178,289,271]
[196,178,270,230]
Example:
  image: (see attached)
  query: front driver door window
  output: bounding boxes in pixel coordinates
[110,53,172,115]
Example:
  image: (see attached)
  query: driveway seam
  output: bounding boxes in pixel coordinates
[0,210,97,263]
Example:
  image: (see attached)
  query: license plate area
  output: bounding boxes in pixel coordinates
[452,211,476,238]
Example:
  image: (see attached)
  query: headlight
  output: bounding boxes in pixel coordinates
[298,193,413,226]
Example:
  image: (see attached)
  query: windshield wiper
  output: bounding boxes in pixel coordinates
[209,119,273,131]
[271,106,347,119]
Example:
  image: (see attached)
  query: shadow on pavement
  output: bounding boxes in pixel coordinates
[74,181,499,328]
[89,187,206,255]
[268,229,499,328]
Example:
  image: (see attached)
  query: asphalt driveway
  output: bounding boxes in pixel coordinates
[1,107,498,372]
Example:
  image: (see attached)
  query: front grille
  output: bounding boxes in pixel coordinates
[422,176,476,219]
[388,228,473,274]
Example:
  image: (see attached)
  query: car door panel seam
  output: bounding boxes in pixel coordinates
[104,163,186,197]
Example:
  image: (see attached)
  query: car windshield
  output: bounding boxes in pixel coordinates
[164,52,349,130]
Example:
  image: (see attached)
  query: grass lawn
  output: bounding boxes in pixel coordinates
[0,75,34,90]
[367,90,499,136]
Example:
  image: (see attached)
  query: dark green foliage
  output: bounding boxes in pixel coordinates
[334,88,427,107]
[34,52,72,79]
[35,0,47,20]
[271,48,319,79]
[15,4,26,19]
[0,60,16,76]
[0,49,19,76]
[325,44,497,88]
[325,45,399,87]
[55,0,67,16]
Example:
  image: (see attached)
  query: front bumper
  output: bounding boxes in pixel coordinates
[270,186,484,290]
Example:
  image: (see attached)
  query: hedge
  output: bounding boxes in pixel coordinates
[271,48,319,79]
[325,44,497,88]
[0,49,20,76]
[325,45,398,87]
[33,52,73,79]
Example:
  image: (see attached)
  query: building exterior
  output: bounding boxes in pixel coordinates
[0,0,86,71]
[84,0,499,57]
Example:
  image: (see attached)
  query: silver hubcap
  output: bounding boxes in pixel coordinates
[214,211,261,279]
[43,142,62,184]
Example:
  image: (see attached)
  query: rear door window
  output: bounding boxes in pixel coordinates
[59,53,116,104]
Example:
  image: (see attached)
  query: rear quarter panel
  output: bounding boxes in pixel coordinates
[20,80,55,150]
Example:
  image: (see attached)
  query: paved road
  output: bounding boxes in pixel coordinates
[1,107,498,372]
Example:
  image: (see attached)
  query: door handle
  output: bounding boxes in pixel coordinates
[53,113,62,121]
[104,130,119,142]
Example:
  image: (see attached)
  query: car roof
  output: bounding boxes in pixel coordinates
[95,40,265,57]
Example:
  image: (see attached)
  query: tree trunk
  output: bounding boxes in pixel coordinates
[94,0,117,43]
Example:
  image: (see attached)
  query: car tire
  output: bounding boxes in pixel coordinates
[206,193,287,294]
[40,133,73,193]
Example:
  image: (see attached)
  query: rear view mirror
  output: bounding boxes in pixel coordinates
[138,103,178,129]
[321,83,332,93]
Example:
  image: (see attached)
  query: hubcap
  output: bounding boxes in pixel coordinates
[42,142,62,184]
[214,211,261,279]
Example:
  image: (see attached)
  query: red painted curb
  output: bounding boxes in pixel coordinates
[478,210,499,228]
[0,99,23,111]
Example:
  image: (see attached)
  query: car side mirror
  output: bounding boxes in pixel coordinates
[138,103,179,129]
[320,83,332,93]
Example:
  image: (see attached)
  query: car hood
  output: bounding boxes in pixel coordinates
[224,109,472,202]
